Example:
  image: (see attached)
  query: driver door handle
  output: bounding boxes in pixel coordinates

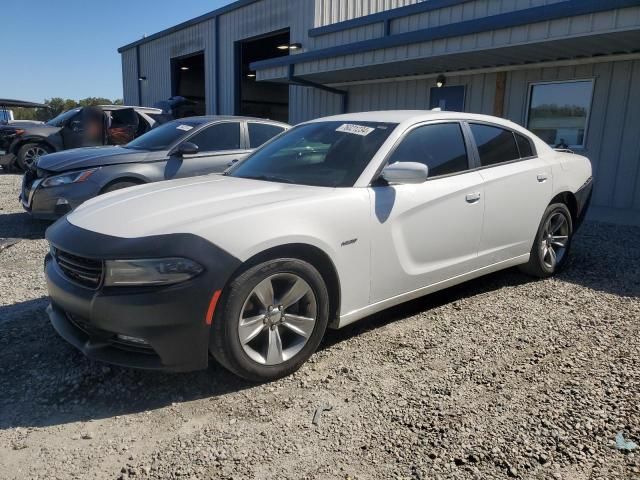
[465,192,481,203]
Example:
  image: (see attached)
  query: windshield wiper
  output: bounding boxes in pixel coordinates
[241,174,296,184]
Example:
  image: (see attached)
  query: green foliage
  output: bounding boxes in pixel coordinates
[12,97,125,121]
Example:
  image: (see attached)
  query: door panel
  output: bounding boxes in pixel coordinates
[167,121,249,178]
[60,110,88,149]
[369,171,485,303]
[170,150,251,178]
[477,158,552,264]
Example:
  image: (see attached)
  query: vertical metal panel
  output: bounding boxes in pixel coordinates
[503,60,640,213]
[136,20,217,112]
[121,49,138,105]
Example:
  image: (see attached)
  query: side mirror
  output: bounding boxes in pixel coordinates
[70,120,83,133]
[175,142,199,156]
[381,162,429,184]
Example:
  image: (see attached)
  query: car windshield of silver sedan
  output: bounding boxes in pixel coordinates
[123,120,203,151]
[229,121,397,187]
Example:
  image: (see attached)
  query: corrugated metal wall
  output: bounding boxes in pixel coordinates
[121,49,138,106]
[504,60,640,213]
[137,21,217,112]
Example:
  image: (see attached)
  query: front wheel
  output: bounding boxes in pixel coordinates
[16,143,51,171]
[519,203,573,278]
[210,258,329,382]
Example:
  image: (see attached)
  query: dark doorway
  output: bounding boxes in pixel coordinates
[171,52,206,117]
[236,30,290,122]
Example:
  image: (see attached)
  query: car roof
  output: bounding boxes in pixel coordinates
[97,105,163,113]
[176,115,290,127]
[306,110,523,130]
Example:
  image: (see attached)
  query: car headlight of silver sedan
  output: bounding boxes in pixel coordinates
[104,258,204,286]
[41,168,99,188]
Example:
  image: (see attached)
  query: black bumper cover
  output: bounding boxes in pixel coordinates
[574,176,593,231]
[45,219,242,372]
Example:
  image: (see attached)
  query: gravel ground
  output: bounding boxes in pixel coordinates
[0,172,639,480]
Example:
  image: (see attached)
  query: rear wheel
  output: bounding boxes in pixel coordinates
[210,258,329,382]
[101,180,142,194]
[519,203,573,278]
[16,143,51,171]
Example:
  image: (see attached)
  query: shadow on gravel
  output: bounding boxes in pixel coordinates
[560,221,640,298]
[0,222,636,430]
[0,212,50,240]
[323,267,535,350]
[0,298,253,430]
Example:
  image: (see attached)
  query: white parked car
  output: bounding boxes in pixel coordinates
[44,111,592,381]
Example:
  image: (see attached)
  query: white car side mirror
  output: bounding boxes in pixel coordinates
[381,162,429,184]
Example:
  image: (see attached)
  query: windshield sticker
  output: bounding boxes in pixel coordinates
[336,124,375,136]
[176,124,193,132]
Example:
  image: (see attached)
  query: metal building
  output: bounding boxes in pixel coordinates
[119,0,640,225]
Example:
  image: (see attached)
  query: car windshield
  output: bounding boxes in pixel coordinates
[46,108,82,127]
[229,121,397,187]
[123,120,203,151]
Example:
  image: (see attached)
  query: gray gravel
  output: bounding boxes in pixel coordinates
[1,172,639,480]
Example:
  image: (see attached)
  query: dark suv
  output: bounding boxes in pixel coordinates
[0,105,164,171]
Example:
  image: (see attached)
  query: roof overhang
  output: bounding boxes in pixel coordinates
[257,29,640,85]
[252,0,640,84]
[0,99,47,109]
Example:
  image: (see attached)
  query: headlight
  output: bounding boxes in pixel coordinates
[41,168,98,188]
[104,257,204,286]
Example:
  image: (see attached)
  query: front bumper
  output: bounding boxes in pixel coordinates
[0,152,16,168]
[45,219,242,372]
[21,171,101,220]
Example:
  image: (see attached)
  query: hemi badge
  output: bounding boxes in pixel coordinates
[341,238,357,247]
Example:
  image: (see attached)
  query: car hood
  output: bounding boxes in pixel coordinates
[37,146,161,173]
[67,175,329,238]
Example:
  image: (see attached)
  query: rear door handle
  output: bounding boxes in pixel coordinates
[537,173,548,183]
[465,192,481,203]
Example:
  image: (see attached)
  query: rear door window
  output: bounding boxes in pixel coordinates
[515,132,535,158]
[387,122,469,177]
[469,123,520,167]
[187,122,241,152]
[248,123,286,149]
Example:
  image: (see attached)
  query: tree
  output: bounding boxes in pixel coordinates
[12,97,126,121]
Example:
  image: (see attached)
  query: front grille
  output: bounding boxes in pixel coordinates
[53,248,104,289]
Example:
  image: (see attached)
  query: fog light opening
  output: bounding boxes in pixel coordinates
[116,334,149,346]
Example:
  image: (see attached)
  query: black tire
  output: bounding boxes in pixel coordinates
[519,203,573,278]
[16,143,51,171]
[101,180,142,194]
[210,258,330,382]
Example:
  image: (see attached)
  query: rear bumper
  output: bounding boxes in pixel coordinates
[45,219,242,372]
[574,176,593,231]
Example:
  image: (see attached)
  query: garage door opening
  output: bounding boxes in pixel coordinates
[236,30,290,122]
[171,52,206,117]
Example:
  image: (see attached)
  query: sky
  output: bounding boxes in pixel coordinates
[0,0,234,103]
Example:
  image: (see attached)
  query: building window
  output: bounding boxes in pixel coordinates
[429,86,465,112]
[526,80,594,149]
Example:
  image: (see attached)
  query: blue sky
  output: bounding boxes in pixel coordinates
[0,0,234,103]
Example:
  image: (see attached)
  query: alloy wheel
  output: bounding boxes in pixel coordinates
[237,273,317,365]
[23,146,48,168]
[540,211,569,269]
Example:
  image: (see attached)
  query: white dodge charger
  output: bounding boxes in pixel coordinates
[44,111,593,381]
